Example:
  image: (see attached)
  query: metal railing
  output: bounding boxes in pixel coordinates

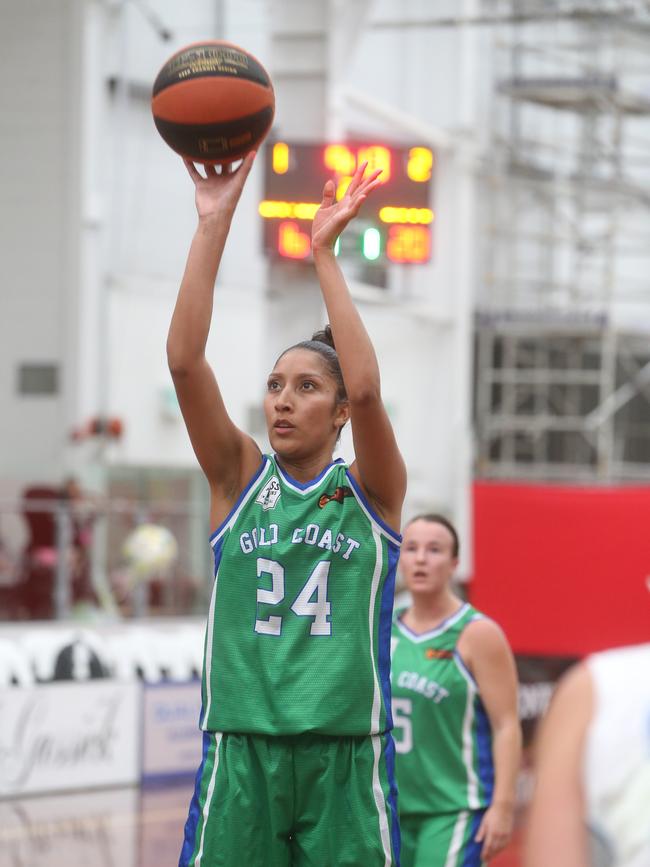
[0,496,212,622]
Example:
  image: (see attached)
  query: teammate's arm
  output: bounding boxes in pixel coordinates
[311,163,407,530]
[459,618,522,861]
[523,663,592,867]
[167,155,262,522]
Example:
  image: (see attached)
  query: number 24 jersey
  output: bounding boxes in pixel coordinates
[200,454,401,737]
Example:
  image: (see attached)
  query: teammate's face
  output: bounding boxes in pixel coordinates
[399,520,458,595]
[264,348,349,460]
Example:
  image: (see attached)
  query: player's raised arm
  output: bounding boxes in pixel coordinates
[167,154,262,518]
[311,163,407,531]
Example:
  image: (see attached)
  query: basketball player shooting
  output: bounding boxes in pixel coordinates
[168,154,407,866]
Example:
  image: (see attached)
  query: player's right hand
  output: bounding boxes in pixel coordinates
[183,150,256,222]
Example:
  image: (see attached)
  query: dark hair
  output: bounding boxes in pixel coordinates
[405,513,460,558]
[277,325,347,404]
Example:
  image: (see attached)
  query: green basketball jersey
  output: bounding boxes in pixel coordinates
[200,455,401,736]
[390,603,495,816]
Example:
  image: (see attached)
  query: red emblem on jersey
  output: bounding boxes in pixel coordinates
[318,486,353,508]
[426,648,454,660]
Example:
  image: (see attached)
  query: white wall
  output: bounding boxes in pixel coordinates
[71,0,272,478]
[0,0,82,481]
[1,0,478,572]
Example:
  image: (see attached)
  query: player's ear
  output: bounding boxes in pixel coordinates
[334,400,350,432]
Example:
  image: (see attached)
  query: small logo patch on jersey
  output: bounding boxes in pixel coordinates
[318,486,353,508]
[425,648,454,660]
[256,477,281,511]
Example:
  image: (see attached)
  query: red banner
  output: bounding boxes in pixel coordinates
[471,482,650,656]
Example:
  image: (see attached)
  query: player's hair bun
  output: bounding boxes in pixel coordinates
[311,325,336,352]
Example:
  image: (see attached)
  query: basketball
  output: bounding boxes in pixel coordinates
[151,41,275,164]
[122,523,178,582]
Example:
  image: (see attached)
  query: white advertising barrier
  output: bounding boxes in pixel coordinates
[0,786,138,867]
[20,628,112,681]
[142,680,203,783]
[0,618,206,684]
[0,680,140,797]
[0,637,34,687]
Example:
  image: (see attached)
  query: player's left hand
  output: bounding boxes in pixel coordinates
[474,802,514,861]
[311,161,383,253]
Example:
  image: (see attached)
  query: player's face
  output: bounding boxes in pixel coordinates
[264,348,349,460]
[399,520,458,595]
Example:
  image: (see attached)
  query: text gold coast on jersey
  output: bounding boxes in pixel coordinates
[238,521,362,561]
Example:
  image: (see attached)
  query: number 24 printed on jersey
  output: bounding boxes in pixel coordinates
[255,557,332,636]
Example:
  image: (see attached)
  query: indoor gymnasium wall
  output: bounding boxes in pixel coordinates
[1,0,476,545]
[0,0,274,487]
[96,0,272,472]
[0,0,82,482]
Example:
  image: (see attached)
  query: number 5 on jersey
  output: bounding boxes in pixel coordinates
[393,697,413,754]
[255,557,332,636]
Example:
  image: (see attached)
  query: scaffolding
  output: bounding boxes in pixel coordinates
[474,1,650,480]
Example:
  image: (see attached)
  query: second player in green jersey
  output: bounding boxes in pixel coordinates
[392,602,494,815]
[391,515,521,867]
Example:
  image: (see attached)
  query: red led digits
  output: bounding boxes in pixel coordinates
[386,226,431,264]
[356,145,391,183]
[323,144,391,184]
[278,221,311,259]
[323,144,356,176]
[263,142,433,263]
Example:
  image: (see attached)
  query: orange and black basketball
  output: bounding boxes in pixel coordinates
[151,41,275,165]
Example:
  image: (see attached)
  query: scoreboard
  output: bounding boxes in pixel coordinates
[260,141,434,264]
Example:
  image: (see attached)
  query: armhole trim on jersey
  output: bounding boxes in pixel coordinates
[454,613,487,691]
[209,455,269,546]
[454,650,479,691]
[345,470,402,547]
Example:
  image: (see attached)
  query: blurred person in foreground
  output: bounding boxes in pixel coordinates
[525,642,650,867]
[391,514,522,865]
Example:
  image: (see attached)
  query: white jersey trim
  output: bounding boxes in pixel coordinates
[444,810,470,867]
[461,680,481,810]
[394,603,471,644]
[453,650,480,692]
[368,528,384,734]
[371,734,394,867]
[274,457,345,495]
[194,732,222,867]
[203,461,271,727]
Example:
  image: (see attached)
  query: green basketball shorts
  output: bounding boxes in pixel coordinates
[179,730,401,867]
[400,811,485,867]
